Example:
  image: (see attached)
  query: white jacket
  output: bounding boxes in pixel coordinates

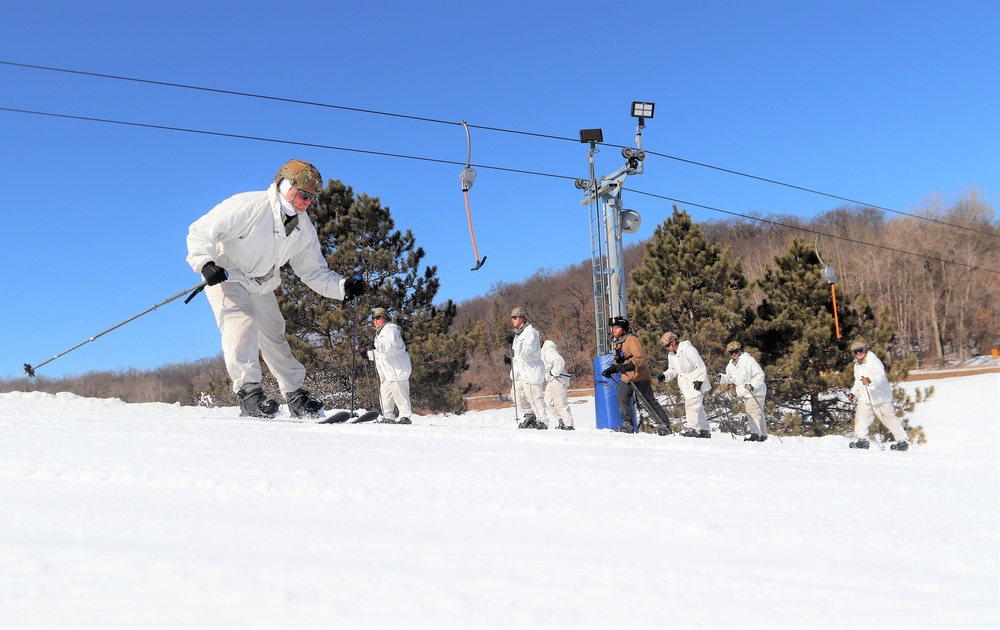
[367,322,412,383]
[511,324,545,385]
[186,183,347,299]
[541,340,570,386]
[851,351,892,405]
[719,352,766,400]
[661,340,711,399]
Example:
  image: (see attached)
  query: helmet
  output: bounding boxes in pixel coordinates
[850,340,868,353]
[726,341,743,354]
[510,307,528,319]
[372,307,389,321]
[608,316,629,332]
[275,159,323,195]
[660,332,678,347]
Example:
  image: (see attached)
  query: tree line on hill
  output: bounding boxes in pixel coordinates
[2,183,994,439]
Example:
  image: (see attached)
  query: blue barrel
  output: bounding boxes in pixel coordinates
[593,354,634,431]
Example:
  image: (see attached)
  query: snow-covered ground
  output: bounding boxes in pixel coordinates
[1,373,997,628]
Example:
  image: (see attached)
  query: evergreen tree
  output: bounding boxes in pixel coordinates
[628,206,750,376]
[276,179,470,413]
[749,237,869,435]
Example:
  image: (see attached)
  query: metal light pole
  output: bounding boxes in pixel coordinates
[576,102,654,429]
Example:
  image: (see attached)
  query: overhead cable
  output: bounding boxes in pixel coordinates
[1,59,994,239]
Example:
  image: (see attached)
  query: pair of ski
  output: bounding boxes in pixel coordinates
[316,409,380,424]
[624,379,672,435]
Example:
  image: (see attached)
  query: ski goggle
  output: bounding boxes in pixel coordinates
[294,188,319,203]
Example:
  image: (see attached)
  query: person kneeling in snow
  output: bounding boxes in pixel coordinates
[186,159,365,419]
[362,307,412,425]
[847,340,909,450]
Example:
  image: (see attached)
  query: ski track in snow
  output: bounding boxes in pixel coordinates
[0,374,997,627]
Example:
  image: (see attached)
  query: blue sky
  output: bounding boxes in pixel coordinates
[1,0,997,380]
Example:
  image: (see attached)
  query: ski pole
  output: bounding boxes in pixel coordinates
[747,388,780,443]
[862,382,885,450]
[21,281,207,378]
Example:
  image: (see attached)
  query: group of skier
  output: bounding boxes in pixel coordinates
[186,158,910,450]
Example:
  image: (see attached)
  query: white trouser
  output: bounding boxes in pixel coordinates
[512,376,549,423]
[205,282,305,394]
[380,379,412,419]
[684,392,710,431]
[743,394,767,437]
[544,377,574,427]
[854,399,908,441]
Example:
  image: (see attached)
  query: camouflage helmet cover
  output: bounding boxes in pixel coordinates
[850,339,868,353]
[660,332,678,347]
[510,307,528,319]
[275,159,323,195]
[372,307,389,320]
[726,340,743,354]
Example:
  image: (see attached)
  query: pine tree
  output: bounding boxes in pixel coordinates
[628,206,750,375]
[750,237,867,435]
[276,179,471,413]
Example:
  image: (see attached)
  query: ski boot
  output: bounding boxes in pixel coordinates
[890,441,909,451]
[556,422,575,431]
[396,417,412,425]
[237,382,279,418]
[518,413,538,429]
[286,388,323,419]
[613,422,634,433]
[849,439,870,449]
[744,434,759,442]
[681,428,711,439]
[377,417,398,424]
[758,435,767,442]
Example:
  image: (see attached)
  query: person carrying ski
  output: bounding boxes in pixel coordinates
[602,317,670,435]
[717,341,768,441]
[847,340,909,450]
[503,307,550,429]
[186,159,365,419]
[657,332,712,438]
[541,339,574,431]
[363,307,412,424]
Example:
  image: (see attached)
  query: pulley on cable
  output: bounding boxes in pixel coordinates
[460,120,486,271]
[815,234,841,339]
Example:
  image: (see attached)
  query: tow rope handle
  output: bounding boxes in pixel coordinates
[460,120,486,271]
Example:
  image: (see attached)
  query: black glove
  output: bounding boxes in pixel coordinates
[692,380,703,391]
[620,362,635,373]
[502,354,512,366]
[201,261,228,286]
[343,275,365,302]
[655,373,666,383]
[505,332,515,347]
[614,352,625,365]
[601,364,618,378]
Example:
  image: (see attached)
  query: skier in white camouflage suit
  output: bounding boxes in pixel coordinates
[848,340,909,450]
[186,159,365,419]
[656,332,712,438]
[363,307,412,425]
[503,307,550,430]
[541,339,574,430]
[717,340,768,441]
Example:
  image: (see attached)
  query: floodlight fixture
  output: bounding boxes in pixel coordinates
[579,128,604,144]
[631,101,655,120]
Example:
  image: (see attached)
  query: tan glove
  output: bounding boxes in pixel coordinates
[861,377,871,385]
[744,383,753,392]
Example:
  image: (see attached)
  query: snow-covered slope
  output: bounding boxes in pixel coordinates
[1,373,997,627]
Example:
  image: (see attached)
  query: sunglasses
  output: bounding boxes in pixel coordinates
[294,188,318,203]
[374,316,385,321]
[853,348,867,355]
[730,351,741,355]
